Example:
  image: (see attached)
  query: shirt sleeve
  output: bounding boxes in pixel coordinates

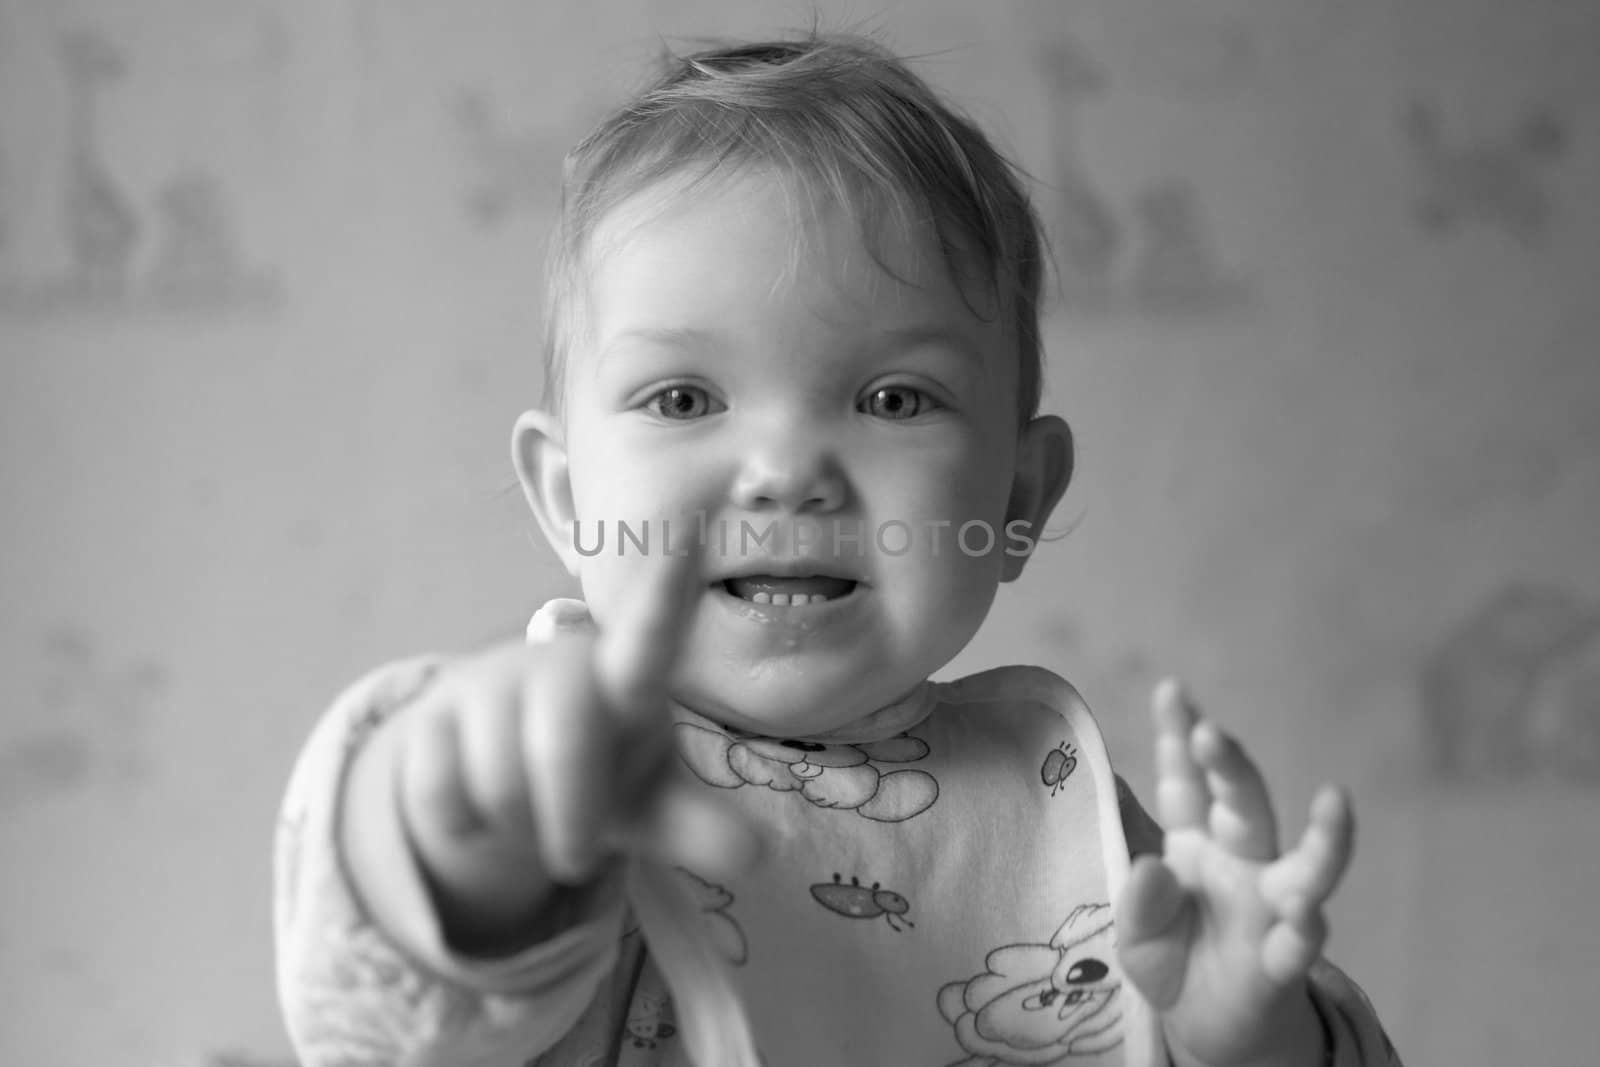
[1114,783,1403,1067]
[273,656,629,1066]
[1115,775,1166,857]
[1305,958,1405,1066]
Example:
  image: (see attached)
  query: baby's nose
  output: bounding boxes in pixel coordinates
[730,446,848,513]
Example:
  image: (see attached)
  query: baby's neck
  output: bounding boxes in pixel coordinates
[677,680,937,744]
[526,596,937,744]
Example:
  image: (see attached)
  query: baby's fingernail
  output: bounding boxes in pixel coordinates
[1313,785,1349,819]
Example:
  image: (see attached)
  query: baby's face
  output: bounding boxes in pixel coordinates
[522,170,1065,736]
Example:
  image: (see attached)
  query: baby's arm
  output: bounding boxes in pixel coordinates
[1114,683,1401,1067]
[275,549,752,1065]
[273,655,632,1066]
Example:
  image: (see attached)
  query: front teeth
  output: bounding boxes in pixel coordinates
[749,592,831,606]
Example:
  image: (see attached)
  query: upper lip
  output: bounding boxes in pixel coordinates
[714,561,865,583]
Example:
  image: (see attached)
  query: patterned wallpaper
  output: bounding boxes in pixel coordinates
[1,1,1596,1063]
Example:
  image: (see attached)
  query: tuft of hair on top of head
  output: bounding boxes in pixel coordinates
[540,30,1048,424]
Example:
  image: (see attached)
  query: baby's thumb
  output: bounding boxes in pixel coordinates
[1114,854,1192,1010]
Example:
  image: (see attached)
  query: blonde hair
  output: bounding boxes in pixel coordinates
[542,32,1047,423]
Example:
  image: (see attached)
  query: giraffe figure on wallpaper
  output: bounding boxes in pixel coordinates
[1034,34,1120,304]
[149,169,245,304]
[1404,98,1566,245]
[1423,583,1598,782]
[58,27,140,299]
[1129,177,1247,313]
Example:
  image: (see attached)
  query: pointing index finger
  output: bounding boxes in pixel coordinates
[593,519,706,725]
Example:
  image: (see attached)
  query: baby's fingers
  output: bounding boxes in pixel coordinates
[1114,854,1194,1010]
[614,774,761,885]
[1259,894,1329,986]
[524,646,635,883]
[534,524,707,883]
[594,526,705,722]
[401,705,490,853]
[398,663,541,867]
[1259,786,1355,909]
[1191,720,1279,862]
[1153,680,1209,832]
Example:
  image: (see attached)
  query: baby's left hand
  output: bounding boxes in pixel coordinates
[1117,680,1355,1067]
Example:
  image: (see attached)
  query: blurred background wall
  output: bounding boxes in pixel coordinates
[2,1,1596,1063]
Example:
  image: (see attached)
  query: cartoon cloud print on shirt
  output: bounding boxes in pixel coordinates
[938,903,1123,1065]
[677,867,749,965]
[675,722,939,822]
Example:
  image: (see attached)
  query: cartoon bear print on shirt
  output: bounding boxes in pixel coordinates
[625,992,677,1050]
[938,903,1123,1065]
[675,722,939,822]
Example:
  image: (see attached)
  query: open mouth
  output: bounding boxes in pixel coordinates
[720,574,859,606]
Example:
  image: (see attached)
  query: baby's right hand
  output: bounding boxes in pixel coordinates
[374,547,753,953]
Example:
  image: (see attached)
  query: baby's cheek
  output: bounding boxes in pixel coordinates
[574,550,660,630]
[934,544,1007,614]
[887,556,999,667]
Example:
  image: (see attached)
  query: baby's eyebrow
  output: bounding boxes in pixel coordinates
[602,326,725,356]
[597,322,987,374]
[873,324,984,364]
[865,326,996,387]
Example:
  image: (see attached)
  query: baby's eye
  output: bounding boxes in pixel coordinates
[645,385,724,420]
[859,385,937,420]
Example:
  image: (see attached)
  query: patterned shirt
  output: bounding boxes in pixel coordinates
[274,605,1401,1067]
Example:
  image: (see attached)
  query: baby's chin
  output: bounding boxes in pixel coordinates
[671,674,909,739]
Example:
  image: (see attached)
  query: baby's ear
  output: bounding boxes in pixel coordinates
[1002,415,1073,582]
[512,410,582,576]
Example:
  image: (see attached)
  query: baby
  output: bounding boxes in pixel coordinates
[274,33,1401,1067]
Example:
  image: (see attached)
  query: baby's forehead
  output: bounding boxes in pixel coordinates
[602,165,990,274]
[583,169,1004,328]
